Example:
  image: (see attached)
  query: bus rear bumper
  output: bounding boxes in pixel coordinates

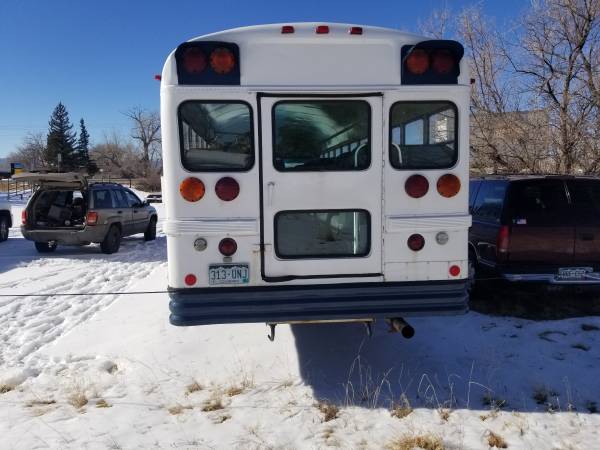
[168,280,468,326]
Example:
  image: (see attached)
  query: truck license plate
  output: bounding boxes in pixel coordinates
[208,264,249,285]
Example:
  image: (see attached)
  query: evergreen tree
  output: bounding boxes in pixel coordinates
[76,118,98,175]
[44,102,77,171]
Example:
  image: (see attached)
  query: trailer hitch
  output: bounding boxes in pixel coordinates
[386,317,415,339]
[267,323,276,341]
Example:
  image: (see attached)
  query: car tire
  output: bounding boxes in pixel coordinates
[35,241,57,253]
[0,216,9,242]
[100,225,121,254]
[144,217,157,241]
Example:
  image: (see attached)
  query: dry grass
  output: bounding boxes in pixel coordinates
[0,384,14,394]
[486,430,508,448]
[68,392,88,409]
[185,381,203,395]
[438,408,451,421]
[317,401,339,422]
[167,404,193,415]
[202,392,225,412]
[226,385,245,397]
[390,394,413,419]
[96,399,111,408]
[483,392,507,410]
[385,434,445,450]
[26,399,56,407]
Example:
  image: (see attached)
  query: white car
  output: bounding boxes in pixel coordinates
[0,199,12,242]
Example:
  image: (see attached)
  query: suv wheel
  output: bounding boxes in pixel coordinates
[144,216,157,241]
[100,225,121,254]
[0,216,8,242]
[35,241,57,253]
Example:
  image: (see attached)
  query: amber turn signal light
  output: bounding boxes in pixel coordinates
[180,177,205,202]
[437,174,461,198]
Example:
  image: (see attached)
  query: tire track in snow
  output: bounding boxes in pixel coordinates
[0,236,167,367]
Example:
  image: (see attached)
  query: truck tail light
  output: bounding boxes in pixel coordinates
[402,40,464,85]
[218,238,237,256]
[496,225,510,260]
[405,174,429,198]
[449,265,461,277]
[215,177,240,201]
[407,234,425,251]
[21,210,27,225]
[184,274,197,286]
[86,211,98,225]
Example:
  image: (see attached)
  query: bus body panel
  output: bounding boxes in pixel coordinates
[160,23,470,324]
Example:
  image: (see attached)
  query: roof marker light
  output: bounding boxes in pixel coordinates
[281,25,295,34]
[210,47,236,74]
[182,47,207,74]
[349,26,363,35]
[154,74,161,81]
[316,25,330,34]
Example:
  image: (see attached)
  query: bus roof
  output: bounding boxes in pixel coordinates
[161,23,469,88]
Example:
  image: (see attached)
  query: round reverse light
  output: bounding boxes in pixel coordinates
[210,47,235,74]
[180,177,205,202]
[215,177,240,201]
[406,49,429,75]
[182,47,207,74]
[449,265,461,277]
[184,274,197,286]
[407,234,425,251]
[437,174,461,198]
[194,238,207,252]
[405,174,429,198]
[218,238,237,256]
[436,231,449,245]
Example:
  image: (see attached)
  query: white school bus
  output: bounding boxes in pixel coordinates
[160,23,471,332]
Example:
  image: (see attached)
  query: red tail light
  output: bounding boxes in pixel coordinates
[449,265,461,277]
[180,177,205,202]
[405,49,429,75]
[432,49,455,74]
[184,274,197,286]
[316,25,330,34]
[407,234,425,251]
[21,210,27,225]
[496,225,510,259]
[215,177,240,201]
[281,25,295,34]
[86,211,98,225]
[210,47,236,74]
[437,174,461,198]
[405,175,429,198]
[219,238,237,256]
[349,26,363,35]
[182,47,207,74]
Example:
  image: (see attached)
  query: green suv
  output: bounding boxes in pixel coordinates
[17,173,157,254]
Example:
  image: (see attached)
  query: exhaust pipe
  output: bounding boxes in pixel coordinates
[386,318,415,339]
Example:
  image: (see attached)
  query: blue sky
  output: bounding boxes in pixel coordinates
[0,0,527,158]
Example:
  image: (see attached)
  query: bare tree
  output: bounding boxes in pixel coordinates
[124,107,161,176]
[6,132,46,170]
[419,6,453,39]
[90,132,140,178]
[506,0,600,173]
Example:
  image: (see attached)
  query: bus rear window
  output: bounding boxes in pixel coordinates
[273,101,370,171]
[275,210,370,258]
[389,101,457,170]
[178,101,254,171]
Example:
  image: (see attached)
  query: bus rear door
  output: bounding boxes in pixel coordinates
[259,95,383,281]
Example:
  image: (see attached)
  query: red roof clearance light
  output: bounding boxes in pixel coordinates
[281,25,295,34]
[182,47,207,74]
[349,26,363,35]
[154,74,162,81]
[316,25,330,34]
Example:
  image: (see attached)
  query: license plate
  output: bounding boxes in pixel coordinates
[556,267,593,280]
[209,264,249,285]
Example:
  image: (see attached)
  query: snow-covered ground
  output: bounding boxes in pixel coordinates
[0,195,599,449]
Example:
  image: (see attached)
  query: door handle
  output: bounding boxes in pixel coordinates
[267,181,275,206]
